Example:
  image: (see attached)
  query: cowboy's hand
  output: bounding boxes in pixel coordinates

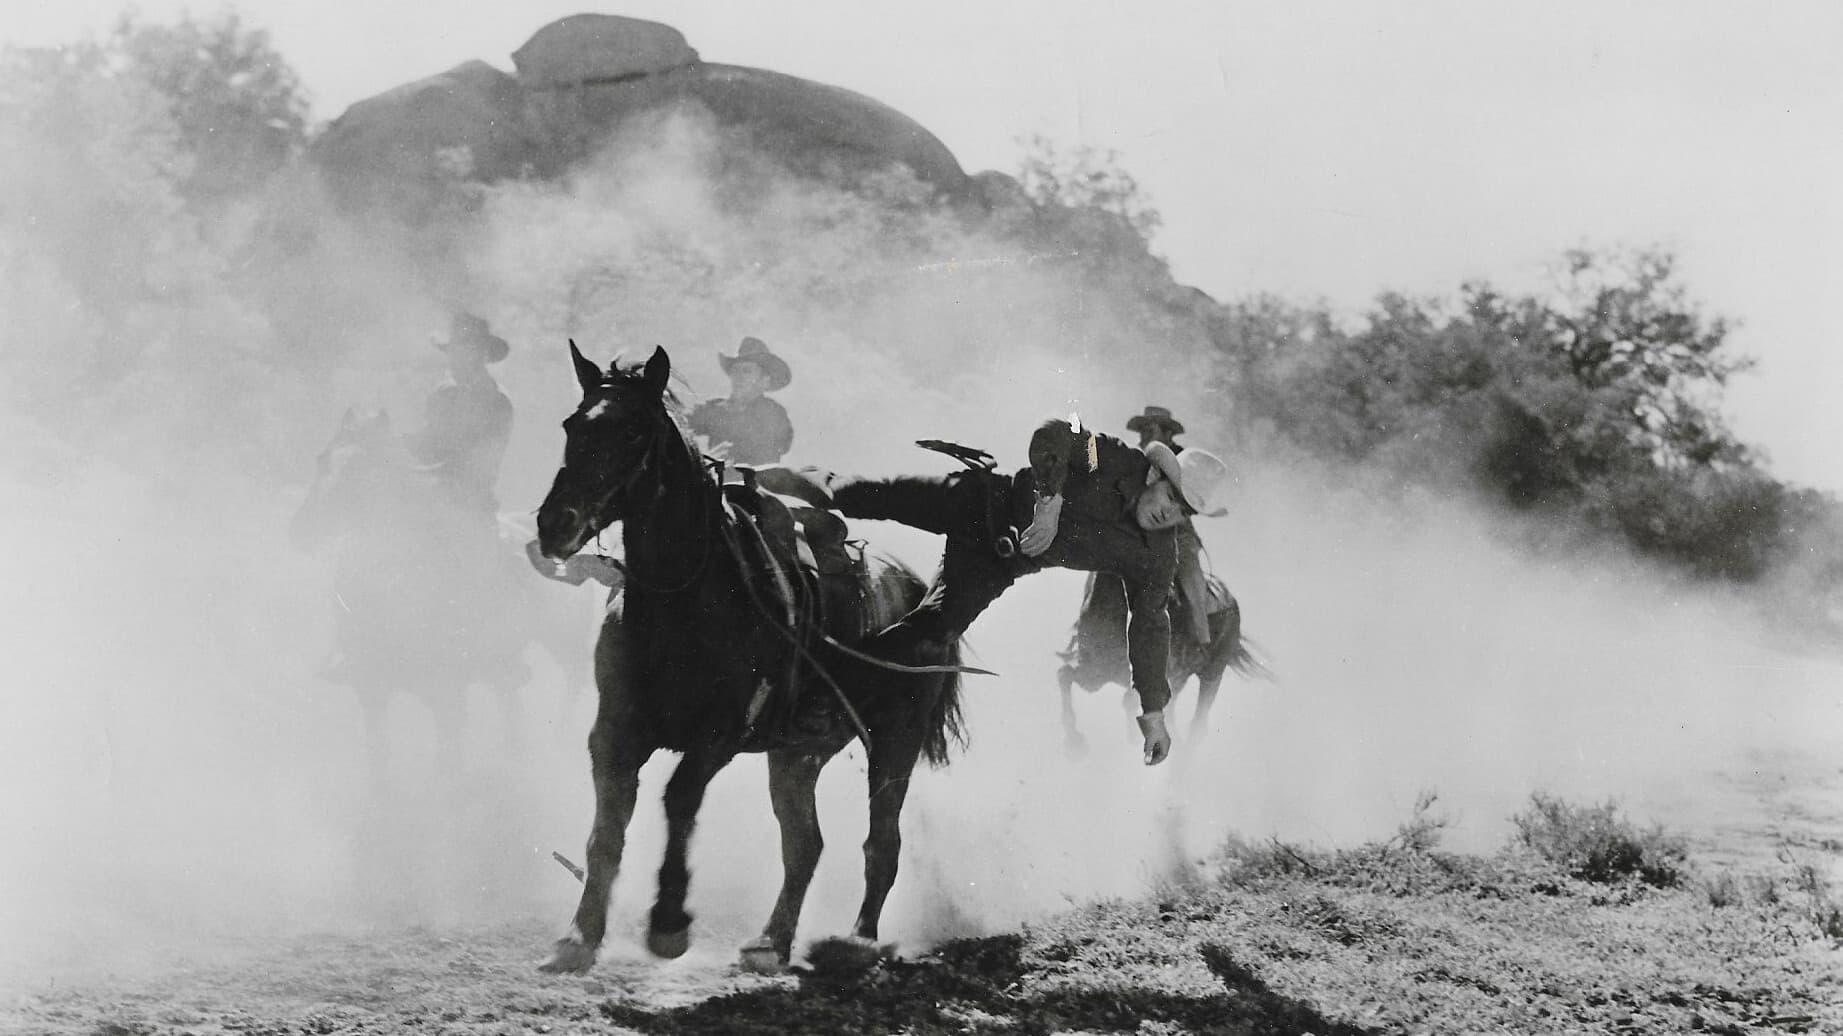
[1137,710,1172,766]
[1018,493,1064,557]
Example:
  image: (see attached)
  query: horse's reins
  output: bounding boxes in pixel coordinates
[584,410,716,595]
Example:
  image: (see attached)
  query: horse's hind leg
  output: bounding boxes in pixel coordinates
[852,731,926,947]
[647,748,730,959]
[541,701,650,973]
[741,749,833,971]
[1057,665,1089,758]
[1190,670,1224,742]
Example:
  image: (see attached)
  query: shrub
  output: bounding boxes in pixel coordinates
[1510,793,1687,889]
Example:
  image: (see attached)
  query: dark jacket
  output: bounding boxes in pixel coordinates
[409,378,513,513]
[688,396,793,466]
[803,418,1177,713]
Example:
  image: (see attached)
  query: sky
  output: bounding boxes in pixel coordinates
[8,0,1840,493]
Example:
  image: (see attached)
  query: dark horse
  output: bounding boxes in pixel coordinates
[289,408,595,789]
[1057,572,1266,755]
[533,343,965,973]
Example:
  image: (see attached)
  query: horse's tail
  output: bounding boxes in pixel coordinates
[1215,597,1275,682]
[921,641,969,768]
[1224,635,1272,682]
[866,546,967,768]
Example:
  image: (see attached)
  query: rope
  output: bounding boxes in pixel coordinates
[712,504,875,750]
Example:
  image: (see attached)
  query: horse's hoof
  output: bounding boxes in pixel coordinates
[738,937,787,974]
[804,935,884,976]
[539,937,599,974]
[647,926,691,959]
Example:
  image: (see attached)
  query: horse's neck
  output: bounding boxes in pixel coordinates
[621,437,718,582]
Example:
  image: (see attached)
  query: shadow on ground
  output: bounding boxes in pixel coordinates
[597,934,1377,1036]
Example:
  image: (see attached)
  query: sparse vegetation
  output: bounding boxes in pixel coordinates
[1510,792,1689,888]
[6,796,1840,1035]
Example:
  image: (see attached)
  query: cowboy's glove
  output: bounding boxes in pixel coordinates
[1018,493,1064,557]
[1137,709,1172,766]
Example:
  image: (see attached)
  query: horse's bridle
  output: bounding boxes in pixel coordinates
[574,399,714,595]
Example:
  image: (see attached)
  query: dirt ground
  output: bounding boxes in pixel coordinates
[4,749,1838,1036]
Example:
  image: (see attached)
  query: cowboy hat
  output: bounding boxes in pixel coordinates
[718,336,792,391]
[1176,448,1229,517]
[436,312,509,363]
[1126,405,1185,436]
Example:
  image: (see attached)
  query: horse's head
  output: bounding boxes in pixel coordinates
[291,408,405,550]
[536,341,681,560]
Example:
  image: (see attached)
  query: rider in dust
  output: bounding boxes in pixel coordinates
[408,313,534,665]
[762,415,1224,766]
[409,311,514,528]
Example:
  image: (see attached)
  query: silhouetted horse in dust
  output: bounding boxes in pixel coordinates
[532,343,966,974]
[289,408,595,789]
[1057,571,1267,755]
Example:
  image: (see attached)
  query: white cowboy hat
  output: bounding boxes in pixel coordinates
[1176,448,1230,517]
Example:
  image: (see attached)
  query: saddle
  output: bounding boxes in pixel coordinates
[719,473,883,645]
[719,473,920,745]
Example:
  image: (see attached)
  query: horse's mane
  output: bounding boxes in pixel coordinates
[597,358,712,483]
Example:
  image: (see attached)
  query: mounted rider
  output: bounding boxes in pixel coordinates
[409,312,514,524]
[688,336,795,467]
[759,414,1228,765]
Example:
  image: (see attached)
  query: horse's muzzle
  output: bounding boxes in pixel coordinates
[535,506,592,560]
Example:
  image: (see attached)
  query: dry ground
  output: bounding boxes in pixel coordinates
[6,768,1840,1036]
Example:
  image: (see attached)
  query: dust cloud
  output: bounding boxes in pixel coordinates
[2,105,1838,989]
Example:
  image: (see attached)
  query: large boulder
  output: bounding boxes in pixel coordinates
[312,59,535,213]
[512,14,699,87]
[524,62,969,194]
[308,15,972,211]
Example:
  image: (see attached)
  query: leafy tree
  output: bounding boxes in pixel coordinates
[1015,133,1162,242]
[105,11,312,206]
[1536,248,1752,470]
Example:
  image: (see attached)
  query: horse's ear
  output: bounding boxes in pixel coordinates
[339,406,357,430]
[642,346,671,395]
[569,338,602,393]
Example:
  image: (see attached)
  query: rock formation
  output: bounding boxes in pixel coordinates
[308,14,974,215]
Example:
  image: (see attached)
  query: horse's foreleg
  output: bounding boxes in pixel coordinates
[852,733,926,945]
[541,712,649,973]
[742,749,831,971]
[647,748,728,959]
